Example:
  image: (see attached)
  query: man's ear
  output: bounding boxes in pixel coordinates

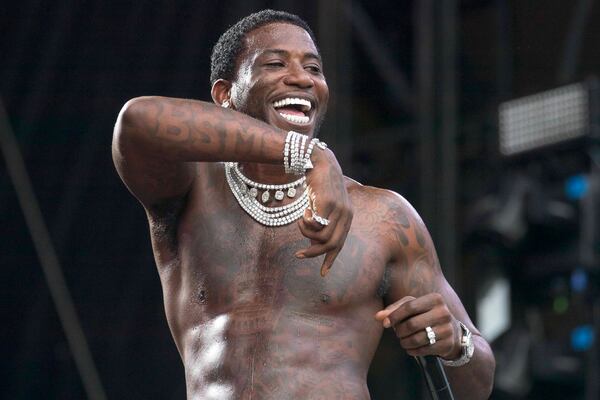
[211,79,232,107]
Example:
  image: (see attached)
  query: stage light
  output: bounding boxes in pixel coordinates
[571,325,594,352]
[499,82,595,156]
[565,174,589,200]
[552,296,569,314]
[570,268,588,293]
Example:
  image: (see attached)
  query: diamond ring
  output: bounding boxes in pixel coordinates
[426,326,436,345]
[312,213,330,226]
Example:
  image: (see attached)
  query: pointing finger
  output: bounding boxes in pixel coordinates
[375,296,416,327]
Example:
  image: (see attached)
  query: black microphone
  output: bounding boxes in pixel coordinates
[415,355,454,400]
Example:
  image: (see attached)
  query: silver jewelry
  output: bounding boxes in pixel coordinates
[283,131,328,175]
[316,140,328,150]
[441,322,474,367]
[296,134,307,174]
[425,326,436,345]
[290,133,302,174]
[292,134,308,175]
[312,213,330,226]
[283,131,293,173]
[261,190,270,203]
[303,138,327,171]
[221,100,230,108]
[230,163,305,203]
[224,163,309,226]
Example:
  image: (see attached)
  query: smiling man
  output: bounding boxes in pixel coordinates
[112,9,495,400]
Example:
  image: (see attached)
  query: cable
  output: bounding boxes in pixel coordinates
[0,99,107,400]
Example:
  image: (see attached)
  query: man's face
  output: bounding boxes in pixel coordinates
[230,22,329,137]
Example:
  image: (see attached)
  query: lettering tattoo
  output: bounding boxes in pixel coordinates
[234,127,255,155]
[138,98,279,162]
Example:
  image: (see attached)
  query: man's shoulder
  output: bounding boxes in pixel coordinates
[344,177,415,212]
[344,177,430,259]
[343,177,422,226]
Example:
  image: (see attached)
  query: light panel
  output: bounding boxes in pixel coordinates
[499,83,589,156]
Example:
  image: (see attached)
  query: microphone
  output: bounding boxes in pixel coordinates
[415,355,454,400]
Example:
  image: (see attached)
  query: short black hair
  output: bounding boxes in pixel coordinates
[210,9,318,86]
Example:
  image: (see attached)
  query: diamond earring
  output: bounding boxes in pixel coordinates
[222,100,230,108]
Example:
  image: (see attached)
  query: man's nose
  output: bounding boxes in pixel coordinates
[283,64,314,88]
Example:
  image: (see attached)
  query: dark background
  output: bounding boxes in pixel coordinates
[1,0,599,399]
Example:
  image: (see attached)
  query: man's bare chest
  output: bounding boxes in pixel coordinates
[148,179,397,357]
[176,204,385,306]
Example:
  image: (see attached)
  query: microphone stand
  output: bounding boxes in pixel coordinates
[415,356,455,400]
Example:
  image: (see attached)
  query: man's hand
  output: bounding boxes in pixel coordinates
[374,294,462,360]
[295,147,353,277]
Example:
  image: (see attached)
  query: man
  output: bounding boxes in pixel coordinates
[112,9,495,399]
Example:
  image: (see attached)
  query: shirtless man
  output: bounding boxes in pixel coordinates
[112,9,495,399]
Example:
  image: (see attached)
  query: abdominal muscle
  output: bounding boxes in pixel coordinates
[179,307,376,400]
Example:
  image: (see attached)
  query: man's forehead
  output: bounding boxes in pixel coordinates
[241,22,319,60]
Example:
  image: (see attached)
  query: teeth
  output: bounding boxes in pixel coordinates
[278,112,310,124]
[273,97,312,111]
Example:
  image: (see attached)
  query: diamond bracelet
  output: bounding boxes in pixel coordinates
[283,131,328,175]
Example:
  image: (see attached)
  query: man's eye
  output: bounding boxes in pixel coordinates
[266,62,284,67]
[306,65,322,73]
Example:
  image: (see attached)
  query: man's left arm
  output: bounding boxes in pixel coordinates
[374,192,495,399]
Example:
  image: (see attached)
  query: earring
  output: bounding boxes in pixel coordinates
[222,100,230,108]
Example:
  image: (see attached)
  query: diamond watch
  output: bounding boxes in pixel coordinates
[441,321,474,367]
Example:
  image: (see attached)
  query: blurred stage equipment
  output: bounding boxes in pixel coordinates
[468,79,599,399]
[498,78,599,268]
[500,79,600,400]
[499,80,597,156]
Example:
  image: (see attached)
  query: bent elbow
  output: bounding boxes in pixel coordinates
[478,351,496,399]
[485,355,496,398]
[113,96,157,150]
[112,97,149,165]
[116,96,154,134]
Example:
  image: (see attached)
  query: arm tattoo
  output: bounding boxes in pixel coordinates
[380,192,443,298]
[235,127,256,155]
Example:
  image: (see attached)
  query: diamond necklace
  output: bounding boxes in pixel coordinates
[224,162,309,226]
[231,163,305,203]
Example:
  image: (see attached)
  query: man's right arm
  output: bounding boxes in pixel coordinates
[112,96,353,274]
[112,96,285,208]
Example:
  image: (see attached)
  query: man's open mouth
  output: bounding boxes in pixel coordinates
[272,97,313,125]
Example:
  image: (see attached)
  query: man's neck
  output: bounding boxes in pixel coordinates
[237,162,299,185]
